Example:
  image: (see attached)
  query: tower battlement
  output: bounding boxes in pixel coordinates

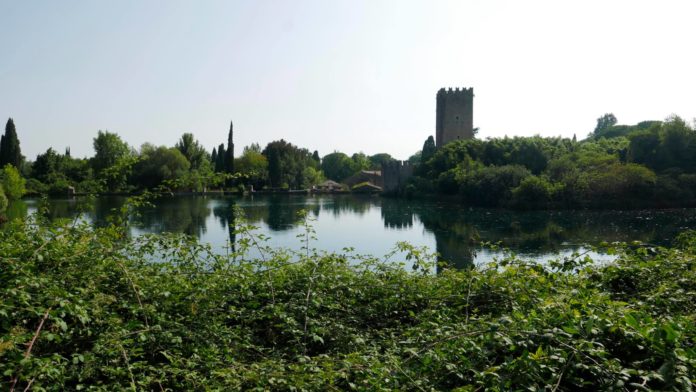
[436,87,474,147]
[437,87,474,97]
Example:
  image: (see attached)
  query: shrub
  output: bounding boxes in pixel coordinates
[0,164,26,200]
[0,185,7,212]
[584,163,657,201]
[0,213,694,390]
[511,175,556,208]
[460,165,531,206]
[24,178,49,195]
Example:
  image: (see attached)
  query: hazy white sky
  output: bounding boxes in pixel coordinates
[1,0,694,160]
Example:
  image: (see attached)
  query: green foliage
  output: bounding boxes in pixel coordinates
[132,145,190,189]
[0,209,694,390]
[263,140,316,189]
[226,121,235,174]
[368,153,394,169]
[593,113,617,136]
[460,165,531,207]
[511,175,556,207]
[91,130,131,175]
[235,145,269,188]
[214,143,226,173]
[350,152,371,173]
[421,135,437,164]
[411,123,696,208]
[0,185,7,212]
[584,163,657,201]
[24,178,48,195]
[628,116,696,172]
[321,152,355,181]
[0,118,22,168]
[29,148,96,194]
[175,133,209,170]
[0,164,26,200]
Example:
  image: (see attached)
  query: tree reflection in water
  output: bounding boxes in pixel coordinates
[10,195,696,269]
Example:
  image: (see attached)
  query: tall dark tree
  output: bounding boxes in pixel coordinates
[421,135,437,164]
[225,121,234,174]
[0,118,22,168]
[215,144,226,173]
[312,150,320,164]
[211,147,218,167]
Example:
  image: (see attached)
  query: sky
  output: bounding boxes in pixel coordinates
[1,0,695,160]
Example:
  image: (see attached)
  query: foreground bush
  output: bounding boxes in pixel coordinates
[1,213,694,390]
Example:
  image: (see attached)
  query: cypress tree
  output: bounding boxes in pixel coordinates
[215,144,226,173]
[225,121,234,174]
[421,135,437,164]
[211,147,218,167]
[0,118,22,168]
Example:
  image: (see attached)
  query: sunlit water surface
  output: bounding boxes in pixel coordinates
[9,195,696,269]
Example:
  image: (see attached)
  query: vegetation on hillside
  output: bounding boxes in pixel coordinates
[0,204,694,390]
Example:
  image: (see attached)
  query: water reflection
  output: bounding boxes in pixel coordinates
[7,195,696,268]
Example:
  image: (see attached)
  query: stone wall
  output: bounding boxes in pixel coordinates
[381,160,413,193]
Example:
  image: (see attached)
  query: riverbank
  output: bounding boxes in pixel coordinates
[1,217,694,390]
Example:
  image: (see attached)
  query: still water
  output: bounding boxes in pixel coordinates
[8,195,696,268]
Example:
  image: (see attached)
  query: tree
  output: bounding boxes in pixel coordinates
[215,144,226,173]
[0,164,26,200]
[263,140,314,188]
[210,147,218,167]
[321,152,355,181]
[235,145,269,189]
[351,153,371,173]
[175,133,208,170]
[32,148,62,183]
[593,113,617,137]
[132,145,190,189]
[0,118,22,168]
[368,153,394,169]
[92,131,130,174]
[421,136,437,164]
[225,121,234,174]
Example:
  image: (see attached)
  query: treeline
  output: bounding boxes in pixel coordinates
[406,114,696,208]
[0,118,395,202]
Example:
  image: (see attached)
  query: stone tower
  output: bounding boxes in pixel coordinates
[435,87,474,147]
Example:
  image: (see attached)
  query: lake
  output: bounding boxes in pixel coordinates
[7,194,696,268]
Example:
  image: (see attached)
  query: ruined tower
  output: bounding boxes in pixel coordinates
[435,87,474,147]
